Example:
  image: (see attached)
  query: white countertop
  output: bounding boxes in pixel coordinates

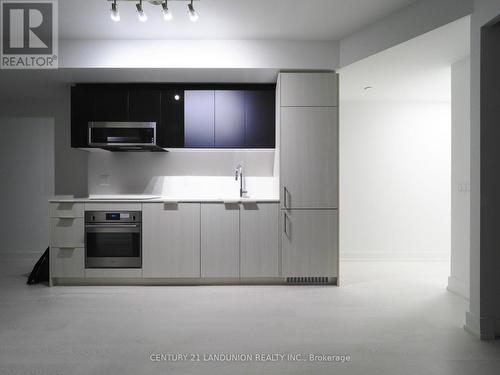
[50,195,280,203]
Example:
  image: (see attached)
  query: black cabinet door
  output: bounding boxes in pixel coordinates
[160,90,184,148]
[184,90,215,148]
[245,90,276,148]
[93,88,129,122]
[71,86,94,147]
[215,90,246,148]
[129,89,161,122]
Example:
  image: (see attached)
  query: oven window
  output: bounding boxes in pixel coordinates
[86,232,140,257]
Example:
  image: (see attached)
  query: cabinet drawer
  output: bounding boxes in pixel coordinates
[84,202,142,211]
[50,202,84,218]
[280,72,338,107]
[50,247,84,278]
[50,218,84,248]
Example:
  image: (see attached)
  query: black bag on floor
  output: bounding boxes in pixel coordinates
[27,248,50,285]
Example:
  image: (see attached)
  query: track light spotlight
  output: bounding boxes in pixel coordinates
[162,1,173,21]
[188,0,198,22]
[136,1,147,22]
[110,0,120,22]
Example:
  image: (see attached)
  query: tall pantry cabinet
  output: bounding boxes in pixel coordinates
[278,72,339,283]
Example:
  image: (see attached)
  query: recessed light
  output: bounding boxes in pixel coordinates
[174,94,180,101]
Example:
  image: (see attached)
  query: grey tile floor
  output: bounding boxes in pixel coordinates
[1,260,499,375]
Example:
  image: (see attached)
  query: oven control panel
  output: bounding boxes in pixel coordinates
[85,211,142,223]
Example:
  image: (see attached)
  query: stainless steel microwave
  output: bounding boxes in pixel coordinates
[87,122,164,151]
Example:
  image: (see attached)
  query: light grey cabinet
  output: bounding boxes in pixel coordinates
[201,203,240,278]
[240,203,279,278]
[50,247,84,278]
[280,106,338,209]
[280,72,338,107]
[282,210,338,278]
[143,203,201,278]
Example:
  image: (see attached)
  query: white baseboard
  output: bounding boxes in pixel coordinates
[447,276,469,299]
[341,251,450,262]
[464,311,498,340]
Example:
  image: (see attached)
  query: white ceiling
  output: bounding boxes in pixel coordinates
[339,16,470,102]
[60,0,420,41]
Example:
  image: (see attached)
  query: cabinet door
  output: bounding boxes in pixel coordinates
[245,90,276,148]
[282,210,338,277]
[201,203,239,278]
[50,247,84,278]
[184,90,215,147]
[215,90,245,148]
[93,87,129,121]
[281,107,338,209]
[143,203,200,278]
[280,72,338,107]
[240,203,279,278]
[129,89,161,122]
[161,90,184,148]
[71,86,93,147]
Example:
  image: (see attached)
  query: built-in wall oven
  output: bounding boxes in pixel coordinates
[85,211,142,268]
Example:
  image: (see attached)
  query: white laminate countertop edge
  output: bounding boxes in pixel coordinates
[49,197,280,203]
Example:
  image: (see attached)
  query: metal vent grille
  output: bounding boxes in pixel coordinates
[286,277,332,284]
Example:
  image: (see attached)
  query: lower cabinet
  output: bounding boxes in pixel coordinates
[143,203,201,278]
[201,203,240,278]
[50,247,84,278]
[282,210,338,278]
[240,203,280,277]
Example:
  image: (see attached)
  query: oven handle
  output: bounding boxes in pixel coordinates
[85,224,140,228]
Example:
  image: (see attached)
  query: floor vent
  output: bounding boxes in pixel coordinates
[286,277,331,284]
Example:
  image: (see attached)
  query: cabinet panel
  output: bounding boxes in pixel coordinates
[71,87,93,147]
[49,202,84,218]
[129,89,161,122]
[93,88,129,121]
[161,90,184,148]
[201,203,239,278]
[215,90,245,148]
[184,90,215,147]
[245,90,276,148]
[281,107,338,209]
[240,203,279,278]
[280,72,338,107]
[50,218,84,248]
[143,203,201,278]
[282,210,338,277]
[50,247,84,278]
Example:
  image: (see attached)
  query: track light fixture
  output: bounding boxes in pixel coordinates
[107,0,200,22]
[187,0,198,22]
[110,0,120,22]
[162,1,173,21]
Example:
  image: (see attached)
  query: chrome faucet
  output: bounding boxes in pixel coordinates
[235,164,248,198]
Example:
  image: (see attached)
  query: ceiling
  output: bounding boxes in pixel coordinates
[59,0,420,41]
[339,16,470,101]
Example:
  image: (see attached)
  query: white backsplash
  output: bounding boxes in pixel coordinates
[88,150,279,199]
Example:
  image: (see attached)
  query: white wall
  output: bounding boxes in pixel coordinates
[448,57,471,298]
[340,100,451,261]
[87,151,278,199]
[0,118,54,260]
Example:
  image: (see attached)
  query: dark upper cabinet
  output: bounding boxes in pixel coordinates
[93,88,129,122]
[129,89,161,122]
[71,86,94,148]
[184,90,215,148]
[245,90,275,148]
[161,90,184,148]
[215,90,246,148]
